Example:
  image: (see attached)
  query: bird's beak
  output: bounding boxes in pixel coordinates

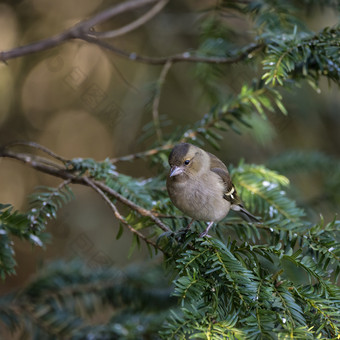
[169,166,183,177]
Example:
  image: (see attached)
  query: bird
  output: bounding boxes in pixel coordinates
[166,143,259,237]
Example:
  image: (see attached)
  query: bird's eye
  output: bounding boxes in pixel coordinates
[184,159,190,165]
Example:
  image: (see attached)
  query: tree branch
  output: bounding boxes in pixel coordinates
[110,143,174,163]
[3,141,69,163]
[0,0,264,66]
[152,59,173,142]
[0,0,163,62]
[81,37,264,65]
[74,0,160,33]
[0,146,169,233]
[89,0,169,39]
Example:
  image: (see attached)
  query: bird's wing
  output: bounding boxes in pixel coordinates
[207,152,228,171]
[210,167,239,203]
[208,152,260,222]
[207,152,238,203]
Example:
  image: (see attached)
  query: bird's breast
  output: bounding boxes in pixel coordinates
[167,173,230,222]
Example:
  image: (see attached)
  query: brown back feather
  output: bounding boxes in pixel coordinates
[207,152,241,204]
[208,152,260,222]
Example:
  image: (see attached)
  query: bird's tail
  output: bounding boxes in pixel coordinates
[231,204,260,223]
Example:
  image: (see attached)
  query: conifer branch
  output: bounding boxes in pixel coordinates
[0,146,170,233]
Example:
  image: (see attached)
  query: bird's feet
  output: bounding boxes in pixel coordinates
[199,231,212,238]
[199,221,214,238]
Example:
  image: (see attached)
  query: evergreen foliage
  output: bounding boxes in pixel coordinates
[1,1,340,339]
[0,204,34,279]
[0,261,174,339]
[268,150,340,209]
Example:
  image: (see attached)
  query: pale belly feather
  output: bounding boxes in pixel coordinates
[169,174,230,222]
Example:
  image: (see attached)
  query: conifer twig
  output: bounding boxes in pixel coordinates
[89,0,169,39]
[110,144,175,163]
[81,37,264,65]
[152,60,173,142]
[83,177,160,249]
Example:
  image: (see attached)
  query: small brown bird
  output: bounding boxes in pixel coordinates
[166,143,259,237]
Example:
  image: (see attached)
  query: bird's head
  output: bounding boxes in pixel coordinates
[168,143,207,179]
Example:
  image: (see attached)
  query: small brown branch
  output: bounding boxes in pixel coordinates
[0,30,75,62]
[152,60,173,141]
[0,0,264,68]
[0,0,162,63]
[92,180,169,232]
[4,141,69,163]
[111,85,272,165]
[75,0,160,33]
[110,143,174,163]
[111,84,256,163]
[90,0,169,39]
[83,177,160,250]
[1,150,66,171]
[0,147,170,233]
[82,36,264,65]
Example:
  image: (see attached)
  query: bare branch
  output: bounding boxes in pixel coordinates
[0,30,75,62]
[0,0,163,62]
[4,141,69,163]
[75,0,160,32]
[110,143,174,163]
[152,60,173,142]
[90,0,169,39]
[83,177,160,250]
[82,37,264,65]
[92,180,169,232]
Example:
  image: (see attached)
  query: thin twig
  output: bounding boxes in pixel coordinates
[4,141,69,163]
[110,59,140,93]
[90,0,169,39]
[110,85,273,164]
[92,180,169,232]
[83,177,160,249]
[152,60,173,142]
[110,143,174,163]
[82,37,264,65]
[0,150,66,170]
[74,0,159,33]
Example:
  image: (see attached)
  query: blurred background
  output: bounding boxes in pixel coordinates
[0,0,339,296]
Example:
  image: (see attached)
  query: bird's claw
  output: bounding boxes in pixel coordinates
[199,231,212,238]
